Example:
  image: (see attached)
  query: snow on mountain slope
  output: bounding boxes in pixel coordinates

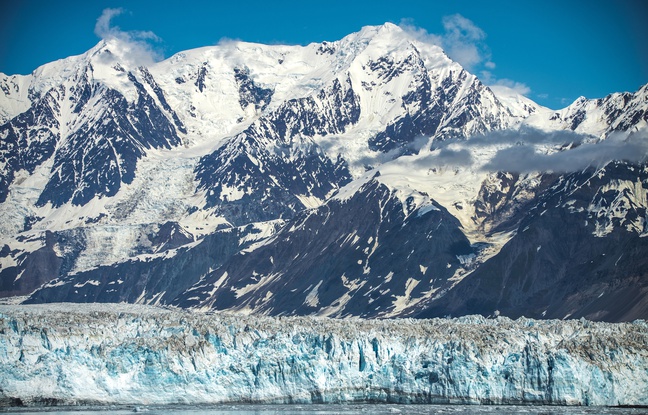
[1,304,647,406]
[419,161,648,322]
[488,84,548,119]
[23,220,285,307]
[167,177,473,317]
[2,23,648,321]
[344,24,518,156]
[0,45,118,126]
[0,39,187,208]
[189,23,526,225]
[165,135,577,317]
[524,83,648,138]
[0,39,199,295]
[0,74,32,124]
[0,23,522,275]
[0,23,521,223]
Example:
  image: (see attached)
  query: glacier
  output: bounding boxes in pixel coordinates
[1,304,647,407]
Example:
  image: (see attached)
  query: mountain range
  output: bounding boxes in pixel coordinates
[1,23,647,321]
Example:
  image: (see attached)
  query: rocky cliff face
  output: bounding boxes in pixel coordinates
[418,162,648,322]
[173,177,474,317]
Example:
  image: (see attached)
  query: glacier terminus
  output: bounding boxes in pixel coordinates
[1,304,647,407]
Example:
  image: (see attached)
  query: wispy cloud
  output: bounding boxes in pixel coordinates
[94,8,162,67]
[445,127,588,148]
[336,127,647,176]
[400,15,530,97]
[420,127,648,173]
[94,8,123,39]
[480,73,531,96]
[400,15,492,72]
[409,147,474,169]
[439,14,494,72]
[479,130,648,173]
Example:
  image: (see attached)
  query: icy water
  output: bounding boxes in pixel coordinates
[2,405,647,415]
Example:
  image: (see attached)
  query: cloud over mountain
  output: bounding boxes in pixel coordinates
[94,8,162,67]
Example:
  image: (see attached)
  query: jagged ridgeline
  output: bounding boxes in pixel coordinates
[1,23,647,320]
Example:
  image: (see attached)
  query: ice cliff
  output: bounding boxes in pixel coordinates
[0,304,647,407]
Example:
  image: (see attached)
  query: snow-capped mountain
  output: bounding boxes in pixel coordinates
[525,83,648,136]
[1,24,647,321]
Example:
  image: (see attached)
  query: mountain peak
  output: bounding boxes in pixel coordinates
[349,22,409,44]
[376,22,402,33]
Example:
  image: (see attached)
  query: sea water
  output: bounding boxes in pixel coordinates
[1,405,647,415]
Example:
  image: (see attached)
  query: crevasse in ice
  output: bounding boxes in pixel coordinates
[0,304,646,406]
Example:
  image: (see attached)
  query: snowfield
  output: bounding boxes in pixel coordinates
[1,303,647,407]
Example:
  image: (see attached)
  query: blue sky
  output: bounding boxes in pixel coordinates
[1,0,646,109]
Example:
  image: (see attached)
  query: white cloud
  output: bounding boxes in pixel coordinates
[401,15,532,97]
[94,8,123,39]
[400,15,492,72]
[398,18,443,47]
[94,8,162,67]
[439,14,491,71]
[480,70,531,97]
[419,126,648,173]
[400,14,495,71]
[480,129,648,173]
[492,79,531,96]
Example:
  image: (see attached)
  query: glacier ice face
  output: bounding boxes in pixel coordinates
[1,304,647,407]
